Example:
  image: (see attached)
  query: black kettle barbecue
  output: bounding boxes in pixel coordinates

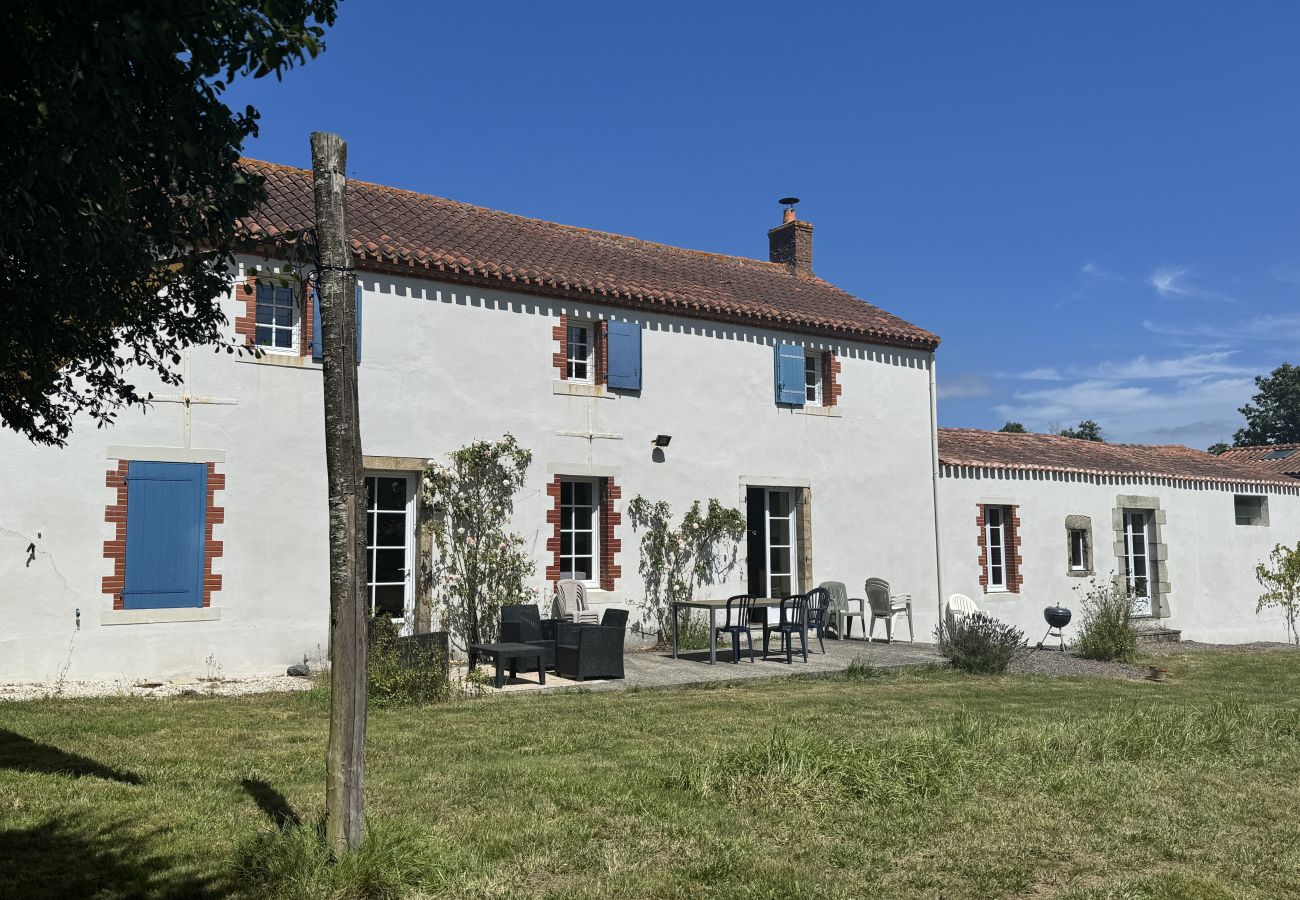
[1037,605,1072,651]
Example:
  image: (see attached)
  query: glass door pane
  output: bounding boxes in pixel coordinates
[365,473,413,627]
[1123,511,1153,616]
[765,489,798,598]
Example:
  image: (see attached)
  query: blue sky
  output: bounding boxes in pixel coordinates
[228,1,1300,449]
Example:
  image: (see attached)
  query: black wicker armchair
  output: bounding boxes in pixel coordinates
[499,604,558,672]
[554,614,626,680]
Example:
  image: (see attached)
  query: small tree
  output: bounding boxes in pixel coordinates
[1057,419,1105,442]
[1207,442,1230,456]
[1255,542,1300,645]
[1234,363,1300,446]
[626,496,746,640]
[420,435,536,661]
[999,421,1027,433]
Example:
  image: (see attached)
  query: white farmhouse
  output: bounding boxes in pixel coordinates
[937,428,1300,644]
[0,160,944,681]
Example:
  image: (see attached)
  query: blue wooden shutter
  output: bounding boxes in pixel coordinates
[606,320,642,389]
[774,342,805,405]
[122,461,207,609]
[310,284,323,360]
[354,281,363,364]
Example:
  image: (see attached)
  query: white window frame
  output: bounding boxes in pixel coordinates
[364,472,415,632]
[255,283,301,355]
[984,505,1007,592]
[1069,528,1088,572]
[803,352,823,406]
[1123,510,1154,614]
[559,477,601,587]
[764,488,799,598]
[566,323,595,383]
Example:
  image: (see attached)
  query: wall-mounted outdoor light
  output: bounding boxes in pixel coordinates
[652,434,672,448]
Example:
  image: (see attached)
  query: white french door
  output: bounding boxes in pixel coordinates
[765,489,798,599]
[365,472,415,631]
[1122,510,1154,617]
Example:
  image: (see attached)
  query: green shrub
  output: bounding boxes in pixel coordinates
[1074,578,1138,662]
[367,618,451,707]
[936,612,1024,674]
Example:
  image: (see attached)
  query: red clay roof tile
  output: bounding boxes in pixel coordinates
[237,158,939,349]
[1218,444,1300,478]
[938,428,1297,487]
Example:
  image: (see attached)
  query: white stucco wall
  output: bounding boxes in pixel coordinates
[0,255,941,681]
[937,466,1300,645]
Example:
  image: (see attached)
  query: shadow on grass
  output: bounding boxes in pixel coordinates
[0,729,142,784]
[0,817,225,899]
[241,777,302,828]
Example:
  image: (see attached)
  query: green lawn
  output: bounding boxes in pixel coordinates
[2,652,1299,900]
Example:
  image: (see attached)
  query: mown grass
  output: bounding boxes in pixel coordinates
[1,651,1299,899]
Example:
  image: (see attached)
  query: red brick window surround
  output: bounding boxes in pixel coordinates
[822,352,842,407]
[545,474,621,590]
[552,314,606,385]
[235,272,312,355]
[102,461,225,609]
[976,504,1022,594]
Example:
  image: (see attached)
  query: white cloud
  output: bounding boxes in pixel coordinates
[1006,367,1064,381]
[1079,262,1122,281]
[1142,313,1300,344]
[1146,267,1234,302]
[937,373,991,399]
[993,376,1252,447]
[1085,351,1252,380]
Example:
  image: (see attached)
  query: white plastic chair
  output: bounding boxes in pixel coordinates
[554,579,599,625]
[945,593,980,633]
[864,577,914,643]
[819,581,867,640]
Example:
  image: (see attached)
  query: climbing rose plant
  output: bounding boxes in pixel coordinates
[1255,542,1300,645]
[627,496,746,640]
[420,435,536,658]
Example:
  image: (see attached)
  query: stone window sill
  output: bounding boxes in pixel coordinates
[239,353,320,370]
[101,608,222,626]
[552,380,614,399]
[797,405,842,418]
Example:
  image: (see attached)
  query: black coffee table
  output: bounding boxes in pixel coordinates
[468,642,547,688]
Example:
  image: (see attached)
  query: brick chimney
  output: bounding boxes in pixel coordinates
[768,198,813,275]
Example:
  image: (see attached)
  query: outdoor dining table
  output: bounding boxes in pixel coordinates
[670,597,809,665]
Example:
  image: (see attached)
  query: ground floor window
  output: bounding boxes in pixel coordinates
[1122,509,1155,616]
[1069,527,1088,572]
[559,477,600,584]
[122,461,208,609]
[365,473,414,623]
[984,506,1008,591]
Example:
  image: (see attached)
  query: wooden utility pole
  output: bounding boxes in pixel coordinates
[312,131,368,855]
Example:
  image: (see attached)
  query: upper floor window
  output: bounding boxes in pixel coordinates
[255,283,299,352]
[1234,495,1268,526]
[804,353,823,406]
[567,323,594,382]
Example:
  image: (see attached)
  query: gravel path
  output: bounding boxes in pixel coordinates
[0,674,316,702]
[1007,647,1148,680]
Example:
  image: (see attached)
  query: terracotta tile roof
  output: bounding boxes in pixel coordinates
[236,158,939,349]
[938,428,1299,487]
[1218,444,1300,478]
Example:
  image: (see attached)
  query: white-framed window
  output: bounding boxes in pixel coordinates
[804,353,823,406]
[765,488,798,598]
[365,473,414,626]
[567,323,594,382]
[1069,528,1088,571]
[1122,510,1154,616]
[984,506,1007,591]
[559,477,600,584]
[255,283,300,353]
[1234,495,1268,526]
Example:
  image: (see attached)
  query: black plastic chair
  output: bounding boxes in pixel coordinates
[764,593,811,664]
[715,594,757,663]
[600,608,629,630]
[499,604,558,671]
[804,586,830,654]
